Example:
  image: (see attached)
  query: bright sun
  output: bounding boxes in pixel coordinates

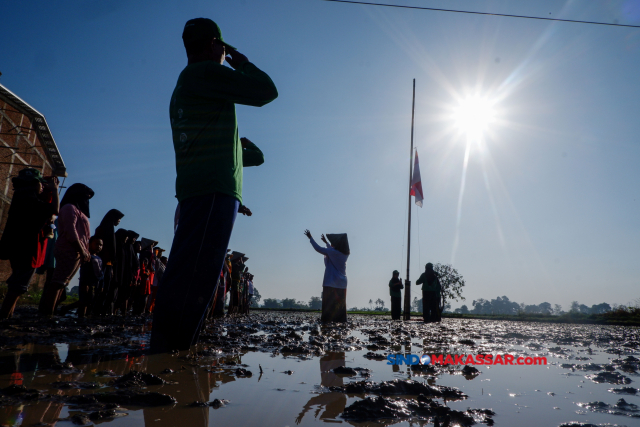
[453,96,496,137]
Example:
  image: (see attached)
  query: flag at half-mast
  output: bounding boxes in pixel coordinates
[409,151,423,207]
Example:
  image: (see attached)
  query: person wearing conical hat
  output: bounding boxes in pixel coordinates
[303,230,350,323]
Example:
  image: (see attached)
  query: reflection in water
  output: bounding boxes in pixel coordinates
[2,317,639,427]
[141,354,213,427]
[0,344,65,427]
[296,352,347,424]
[0,343,224,427]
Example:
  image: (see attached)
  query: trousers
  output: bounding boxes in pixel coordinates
[422,290,440,323]
[150,192,238,353]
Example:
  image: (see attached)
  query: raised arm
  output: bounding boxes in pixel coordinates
[304,229,330,255]
[309,237,331,255]
[185,60,278,107]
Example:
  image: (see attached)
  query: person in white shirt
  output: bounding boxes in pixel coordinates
[304,230,349,322]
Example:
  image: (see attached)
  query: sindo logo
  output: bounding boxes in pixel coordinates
[386,354,431,365]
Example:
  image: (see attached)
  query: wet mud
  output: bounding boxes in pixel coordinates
[1,307,639,426]
[341,395,494,425]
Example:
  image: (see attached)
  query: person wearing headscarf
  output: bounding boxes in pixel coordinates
[416,263,442,323]
[93,210,124,315]
[115,230,138,315]
[0,169,59,319]
[133,258,151,315]
[389,270,403,320]
[98,228,127,315]
[229,254,245,314]
[39,183,94,316]
[133,238,156,315]
[145,248,165,314]
[303,230,350,323]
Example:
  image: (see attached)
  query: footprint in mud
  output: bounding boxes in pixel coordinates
[51,381,101,389]
[330,379,467,400]
[235,368,252,377]
[586,371,632,385]
[577,398,640,418]
[341,395,494,425]
[363,352,387,360]
[110,371,166,388]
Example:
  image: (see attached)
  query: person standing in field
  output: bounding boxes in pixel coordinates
[39,183,94,316]
[77,236,104,318]
[416,262,441,323]
[0,169,59,319]
[389,270,403,320]
[304,230,350,323]
[151,18,277,353]
[93,209,124,315]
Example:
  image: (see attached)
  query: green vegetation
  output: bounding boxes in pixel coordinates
[0,282,79,306]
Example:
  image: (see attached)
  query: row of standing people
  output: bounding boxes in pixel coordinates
[0,168,165,319]
[208,251,255,318]
[71,230,168,318]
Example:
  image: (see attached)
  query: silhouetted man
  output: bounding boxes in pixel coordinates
[151,18,277,352]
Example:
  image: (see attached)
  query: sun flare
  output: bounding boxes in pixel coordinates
[453,96,496,137]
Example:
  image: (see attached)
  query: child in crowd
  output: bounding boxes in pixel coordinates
[78,236,104,318]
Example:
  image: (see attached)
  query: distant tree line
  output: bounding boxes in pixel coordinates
[261,296,323,310]
[450,295,612,316]
[259,296,392,312]
[253,292,615,317]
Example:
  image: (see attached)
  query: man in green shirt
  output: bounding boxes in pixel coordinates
[416,263,441,323]
[151,18,277,353]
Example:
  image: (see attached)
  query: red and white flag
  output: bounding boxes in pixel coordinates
[409,151,423,207]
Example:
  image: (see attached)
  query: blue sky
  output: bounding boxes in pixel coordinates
[1,0,639,310]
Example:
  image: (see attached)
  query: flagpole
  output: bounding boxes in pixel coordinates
[403,79,415,321]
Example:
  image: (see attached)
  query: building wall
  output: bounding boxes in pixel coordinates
[0,98,55,284]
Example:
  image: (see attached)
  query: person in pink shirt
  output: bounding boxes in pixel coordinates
[39,183,94,316]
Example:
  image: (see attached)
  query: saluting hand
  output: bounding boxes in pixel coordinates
[226,50,248,69]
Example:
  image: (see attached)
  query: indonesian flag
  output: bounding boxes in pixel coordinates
[409,151,423,207]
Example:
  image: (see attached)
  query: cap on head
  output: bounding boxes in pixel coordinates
[182,18,235,50]
[16,168,47,183]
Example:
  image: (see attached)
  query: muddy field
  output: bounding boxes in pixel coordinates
[1,307,639,427]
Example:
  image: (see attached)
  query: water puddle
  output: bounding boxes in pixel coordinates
[1,310,638,426]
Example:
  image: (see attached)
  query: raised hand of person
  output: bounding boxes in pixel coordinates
[225,50,248,69]
[238,205,252,216]
[320,234,328,245]
[44,176,59,190]
[303,229,312,239]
